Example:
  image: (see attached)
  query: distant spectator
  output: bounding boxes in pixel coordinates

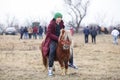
[33,26,38,39]
[38,26,43,39]
[118,27,120,38]
[111,27,119,45]
[70,27,74,36]
[44,26,47,35]
[24,27,28,39]
[90,27,97,44]
[97,25,101,34]
[104,27,109,34]
[83,26,90,43]
[19,27,24,39]
[28,27,33,39]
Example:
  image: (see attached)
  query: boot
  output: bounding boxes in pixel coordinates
[48,67,53,76]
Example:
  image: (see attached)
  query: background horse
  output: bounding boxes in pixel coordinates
[40,29,72,75]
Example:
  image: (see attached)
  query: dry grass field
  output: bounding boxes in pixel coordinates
[0,34,120,80]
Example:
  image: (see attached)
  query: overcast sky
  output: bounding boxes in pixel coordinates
[0,0,120,27]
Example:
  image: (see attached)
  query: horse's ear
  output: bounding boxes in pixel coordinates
[59,34,63,41]
[59,29,64,40]
[60,29,64,34]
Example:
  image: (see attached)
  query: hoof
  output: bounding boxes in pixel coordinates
[61,73,65,75]
[43,68,47,72]
[53,68,55,71]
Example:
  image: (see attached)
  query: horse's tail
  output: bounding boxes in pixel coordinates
[41,41,48,69]
[42,55,48,69]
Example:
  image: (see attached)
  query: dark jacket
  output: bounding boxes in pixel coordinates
[20,27,24,34]
[42,19,65,56]
[24,27,28,33]
[83,27,90,35]
[91,29,97,36]
[38,26,43,34]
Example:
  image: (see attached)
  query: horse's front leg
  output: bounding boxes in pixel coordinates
[53,65,55,71]
[58,60,65,75]
[64,60,69,75]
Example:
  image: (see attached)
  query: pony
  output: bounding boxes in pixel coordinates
[40,29,72,75]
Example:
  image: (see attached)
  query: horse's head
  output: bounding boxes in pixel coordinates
[58,29,72,50]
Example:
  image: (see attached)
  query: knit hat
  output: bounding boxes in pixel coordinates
[54,12,63,19]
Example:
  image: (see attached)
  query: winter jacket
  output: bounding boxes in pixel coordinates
[111,29,119,37]
[91,29,97,36]
[42,19,65,57]
[33,26,38,33]
[83,28,90,35]
[38,26,43,34]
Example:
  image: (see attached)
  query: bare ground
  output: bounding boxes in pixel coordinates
[0,34,120,80]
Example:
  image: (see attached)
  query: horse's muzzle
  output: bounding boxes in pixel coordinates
[63,44,70,50]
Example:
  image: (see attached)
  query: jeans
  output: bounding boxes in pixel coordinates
[113,36,118,45]
[24,32,28,39]
[38,33,43,39]
[33,33,37,39]
[49,41,57,67]
[28,33,32,39]
[92,36,96,43]
[69,48,73,65]
[84,35,89,43]
[20,33,24,39]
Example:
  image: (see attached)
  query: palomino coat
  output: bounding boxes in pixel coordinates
[42,19,65,57]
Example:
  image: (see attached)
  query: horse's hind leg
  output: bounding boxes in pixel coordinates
[42,57,48,72]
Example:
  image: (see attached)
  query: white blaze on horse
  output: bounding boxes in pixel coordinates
[40,29,72,75]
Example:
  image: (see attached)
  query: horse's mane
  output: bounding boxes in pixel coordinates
[59,29,72,42]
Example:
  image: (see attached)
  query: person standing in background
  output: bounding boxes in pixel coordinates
[28,27,33,39]
[70,27,74,36]
[38,26,43,39]
[111,27,119,45]
[33,26,38,39]
[83,26,90,43]
[19,27,24,39]
[90,27,97,44]
[24,27,28,39]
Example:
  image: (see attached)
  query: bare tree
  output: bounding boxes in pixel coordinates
[6,14,18,27]
[64,0,90,33]
[25,16,40,27]
[94,13,108,27]
[94,12,116,27]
